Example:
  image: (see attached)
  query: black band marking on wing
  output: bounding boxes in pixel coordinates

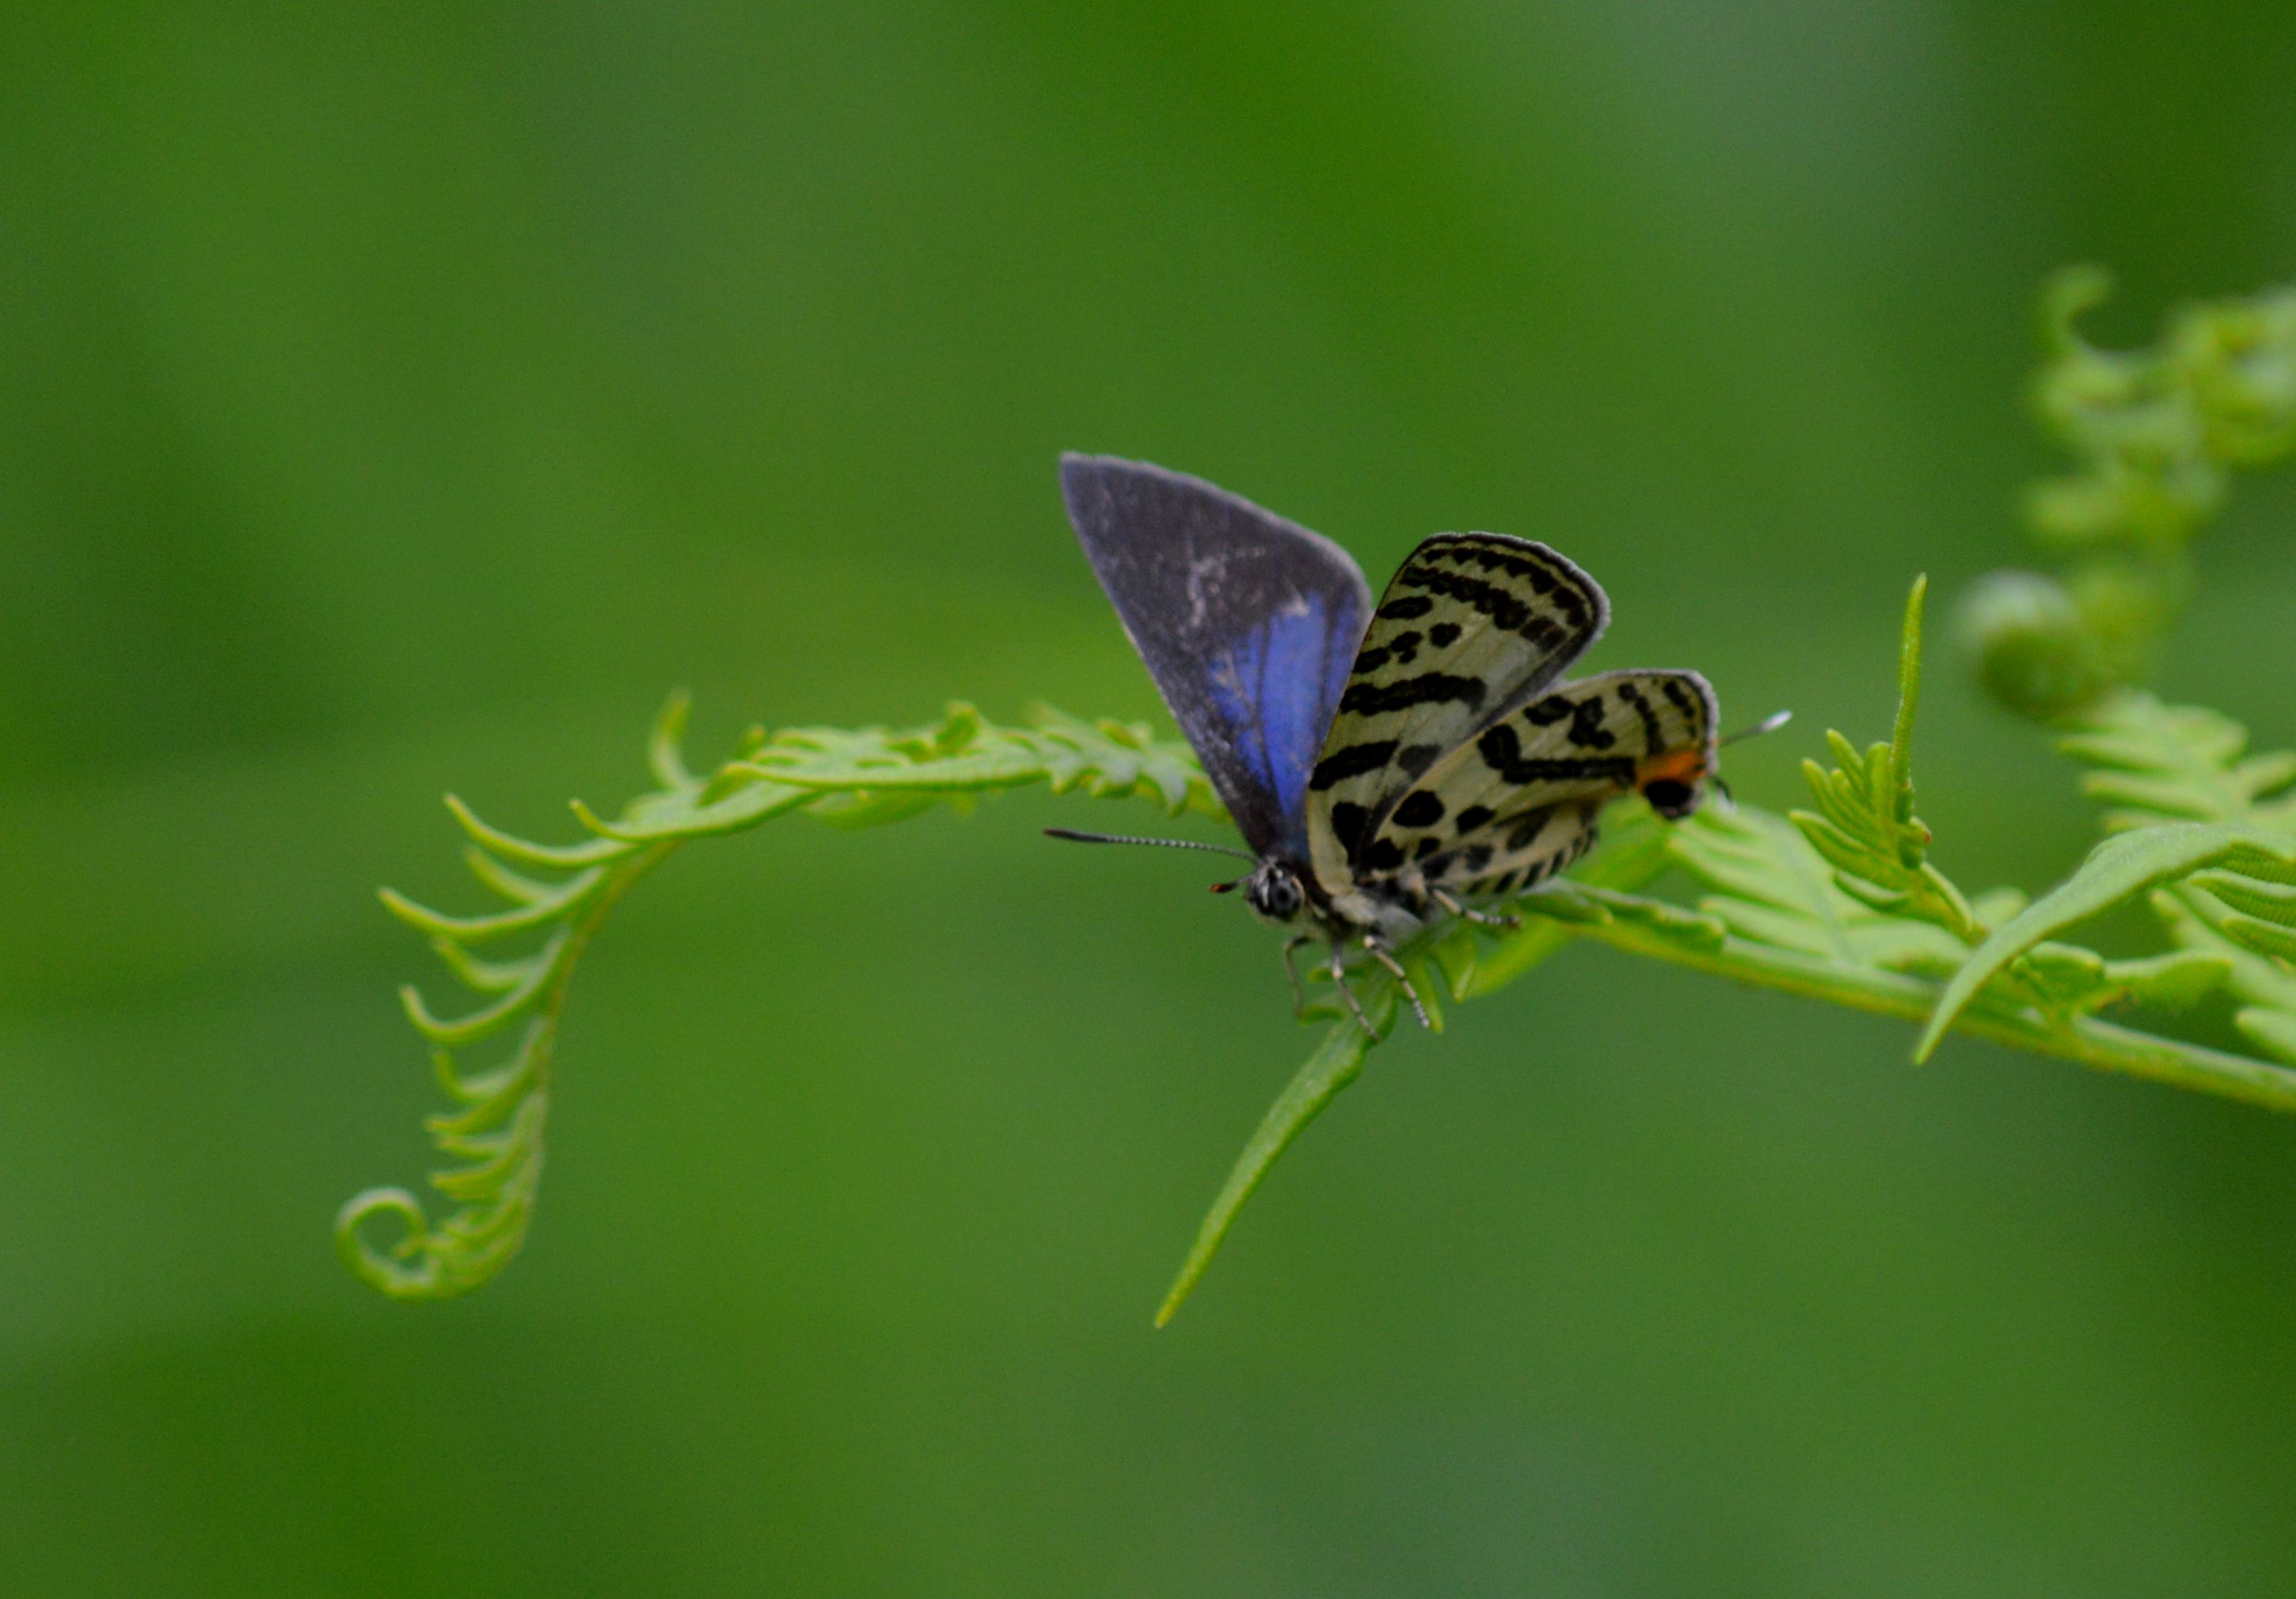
[1311,739,1399,792]
[1475,722,1636,787]
[1337,672,1487,718]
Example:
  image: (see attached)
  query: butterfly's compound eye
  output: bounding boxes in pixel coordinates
[1244,862,1306,923]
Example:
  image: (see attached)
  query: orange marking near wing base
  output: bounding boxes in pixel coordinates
[1634,746,1709,789]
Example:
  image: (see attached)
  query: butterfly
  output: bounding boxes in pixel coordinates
[1051,454,1758,1034]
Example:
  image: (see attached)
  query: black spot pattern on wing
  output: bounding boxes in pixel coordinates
[1306,533,1610,899]
[1617,678,1665,754]
[1357,790,1578,896]
[1350,628,1427,675]
[1473,826,1598,898]
[1329,801,1372,860]
[1401,567,1572,654]
[1504,810,1552,851]
[1644,777,1694,814]
[1392,791,1446,828]
[1357,668,1709,907]
[1568,695,1614,749]
[1661,675,1702,723]
[1375,538,1603,650]
[1360,838,1406,872]
[1453,822,1599,900]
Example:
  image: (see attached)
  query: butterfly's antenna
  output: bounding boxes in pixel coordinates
[1043,827,1256,862]
[1719,708,1793,747]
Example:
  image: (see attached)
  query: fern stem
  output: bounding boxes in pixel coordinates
[1557,912,2296,1112]
[548,841,679,1031]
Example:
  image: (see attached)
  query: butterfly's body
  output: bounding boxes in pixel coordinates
[1058,455,1722,1032]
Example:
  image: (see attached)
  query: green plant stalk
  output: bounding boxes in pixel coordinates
[1558,898,2296,1111]
[1890,575,1926,832]
[1154,990,1396,1327]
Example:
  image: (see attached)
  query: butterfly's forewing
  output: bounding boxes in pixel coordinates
[1363,667,1720,896]
[1062,455,1373,856]
[1304,534,1608,893]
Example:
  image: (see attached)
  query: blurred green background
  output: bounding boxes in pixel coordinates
[8,3,2296,1593]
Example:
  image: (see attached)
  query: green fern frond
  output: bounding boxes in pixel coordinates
[2058,693,2296,831]
[1677,805,1963,977]
[1152,575,2296,1320]
[332,265,2296,1326]
[2051,692,2296,1072]
[344,605,2296,1319]
[338,697,1217,1300]
[1783,579,1986,942]
[1914,823,2286,1058]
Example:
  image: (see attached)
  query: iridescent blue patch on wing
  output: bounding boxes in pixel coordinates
[1205,592,1362,851]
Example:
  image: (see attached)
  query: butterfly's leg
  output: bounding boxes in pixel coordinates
[1362,936,1432,1030]
[1430,887,1520,931]
[1328,942,1378,1038]
[1279,934,1314,1019]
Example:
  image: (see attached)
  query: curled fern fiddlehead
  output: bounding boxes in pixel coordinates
[339,695,1216,1299]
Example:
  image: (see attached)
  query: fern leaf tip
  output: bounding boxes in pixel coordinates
[568,798,626,839]
[335,1187,443,1298]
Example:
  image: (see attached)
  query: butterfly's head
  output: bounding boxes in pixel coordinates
[1635,746,1713,820]
[1241,859,1309,924]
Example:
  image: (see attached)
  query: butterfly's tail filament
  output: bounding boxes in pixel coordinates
[1720,708,1793,747]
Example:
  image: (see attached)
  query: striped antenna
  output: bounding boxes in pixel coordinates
[1043,828,1256,861]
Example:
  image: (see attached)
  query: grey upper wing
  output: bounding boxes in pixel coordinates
[1061,455,1373,856]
